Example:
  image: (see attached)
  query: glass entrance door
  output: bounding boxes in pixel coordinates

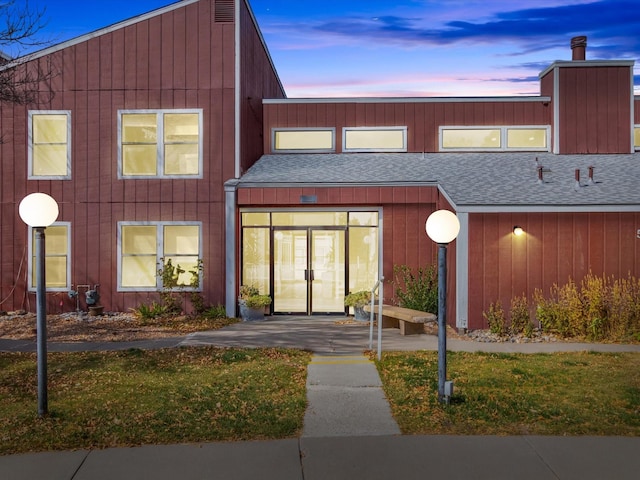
[273,228,345,314]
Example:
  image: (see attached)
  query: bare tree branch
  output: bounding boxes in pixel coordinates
[0,1,49,50]
[0,1,57,106]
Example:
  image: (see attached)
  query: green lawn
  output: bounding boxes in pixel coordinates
[0,347,310,455]
[375,351,640,435]
[2,348,639,455]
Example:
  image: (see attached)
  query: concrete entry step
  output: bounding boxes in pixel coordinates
[302,354,401,438]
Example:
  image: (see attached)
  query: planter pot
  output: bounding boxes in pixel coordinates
[354,306,369,321]
[239,302,265,321]
[88,306,104,316]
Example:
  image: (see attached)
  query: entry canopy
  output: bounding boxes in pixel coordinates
[19,193,59,228]
[425,210,460,244]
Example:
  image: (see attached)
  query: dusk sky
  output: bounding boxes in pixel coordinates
[13,0,640,97]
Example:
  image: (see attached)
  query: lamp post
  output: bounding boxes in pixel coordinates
[19,193,59,416]
[425,209,460,404]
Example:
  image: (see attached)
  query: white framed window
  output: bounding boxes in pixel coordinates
[439,126,550,152]
[343,126,407,152]
[117,221,202,291]
[272,128,335,153]
[118,109,203,178]
[28,222,71,291]
[28,111,71,179]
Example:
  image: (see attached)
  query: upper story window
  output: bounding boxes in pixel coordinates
[634,125,640,151]
[117,221,202,291]
[343,127,407,152]
[28,111,71,179]
[28,223,71,291]
[118,109,203,178]
[272,128,335,153]
[440,126,550,152]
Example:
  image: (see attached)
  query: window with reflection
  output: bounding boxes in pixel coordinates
[29,111,71,179]
[29,223,70,290]
[119,109,202,178]
[119,222,202,290]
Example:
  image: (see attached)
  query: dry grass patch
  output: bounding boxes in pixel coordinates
[0,312,240,342]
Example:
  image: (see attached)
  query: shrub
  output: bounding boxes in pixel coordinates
[581,272,608,340]
[201,304,227,319]
[392,264,438,314]
[510,294,533,336]
[130,302,166,322]
[532,272,640,342]
[483,301,507,336]
[238,285,272,309]
[344,290,371,308]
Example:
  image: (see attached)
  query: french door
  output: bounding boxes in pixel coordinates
[272,228,345,314]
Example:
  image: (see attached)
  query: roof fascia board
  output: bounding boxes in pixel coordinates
[456,204,640,213]
[6,0,200,66]
[539,59,635,78]
[237,181,439,188]
[264,96,551,105]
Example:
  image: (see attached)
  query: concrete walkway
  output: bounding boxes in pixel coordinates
[1,316,639,479]
[2,435,639,479]
[303,354,400,437]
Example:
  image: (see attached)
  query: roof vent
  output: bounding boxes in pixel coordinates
[571,36,587,60]
[215,0,234,23]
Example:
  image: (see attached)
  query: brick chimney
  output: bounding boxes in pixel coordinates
[571,36,587,60]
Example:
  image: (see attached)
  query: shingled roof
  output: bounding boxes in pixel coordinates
[238,152,640,212]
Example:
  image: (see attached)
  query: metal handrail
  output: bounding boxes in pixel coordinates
[368,276,384,359]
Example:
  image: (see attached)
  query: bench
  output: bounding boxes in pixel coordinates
[363,304,437,335]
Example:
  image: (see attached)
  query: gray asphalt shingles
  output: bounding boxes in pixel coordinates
[238,152,640,209]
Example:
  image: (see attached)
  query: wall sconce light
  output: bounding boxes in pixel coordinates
[513,226,524,236]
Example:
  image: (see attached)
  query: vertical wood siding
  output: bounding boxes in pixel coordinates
[0,0,279,313]
[468,212,640,330]
[263,100,551,154]
[239,0,286,174]
[558,66,633,153]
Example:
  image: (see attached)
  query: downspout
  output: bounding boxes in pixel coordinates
[225,179,240,317]
[227,0,242,316]
[455,212,469,332]
[437,185,468,332]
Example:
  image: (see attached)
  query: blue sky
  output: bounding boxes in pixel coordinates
[12,0,640,97]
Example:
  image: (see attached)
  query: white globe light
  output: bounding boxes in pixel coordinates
[19,193,59,227]
[425,210,460,244]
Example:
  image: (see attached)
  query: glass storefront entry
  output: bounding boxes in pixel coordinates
[241,210,379,316]
[273,228,345,314]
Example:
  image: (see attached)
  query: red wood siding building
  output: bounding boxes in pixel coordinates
[0,1,638,332]
[0,0,283,314]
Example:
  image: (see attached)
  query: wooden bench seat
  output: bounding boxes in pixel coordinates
[363,304,437,335]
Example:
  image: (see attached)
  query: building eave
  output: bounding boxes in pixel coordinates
[3,0,199,68]
[539,59,635,79]
[263,96,551,105]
